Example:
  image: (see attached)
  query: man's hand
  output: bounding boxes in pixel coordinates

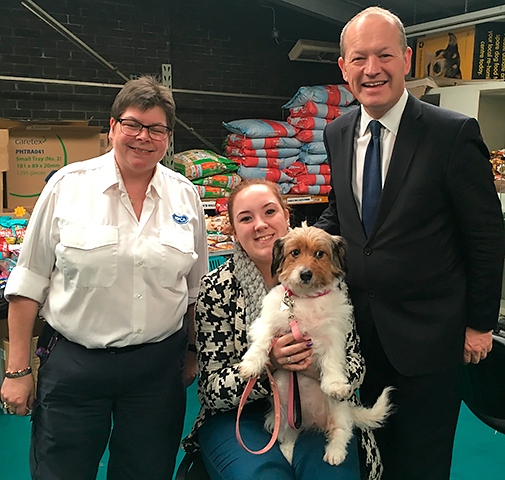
[463,327,493,364]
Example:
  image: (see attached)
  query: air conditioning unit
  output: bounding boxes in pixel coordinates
[288,39,340,64]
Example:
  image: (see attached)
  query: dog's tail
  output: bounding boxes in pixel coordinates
[349,386,394,430]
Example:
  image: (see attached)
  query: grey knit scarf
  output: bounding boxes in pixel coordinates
[233,242,269,327]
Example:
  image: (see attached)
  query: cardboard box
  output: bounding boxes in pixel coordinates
[415,23,505,80]
[0,119,102,209]
[100,132,110,155]
[0,317,45,387]
[0,130,9,170]
[0,316,45,341]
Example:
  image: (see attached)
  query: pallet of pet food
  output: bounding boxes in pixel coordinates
[193,173,242,200]
[206,212,234,253]
[282,85,358,174]
[174,149,238,181]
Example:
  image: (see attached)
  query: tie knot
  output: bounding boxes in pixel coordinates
[369,120,382,138]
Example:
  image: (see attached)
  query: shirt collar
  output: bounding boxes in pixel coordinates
[98,149,164,200]
[359,89,409,136]
[149,163,164,199]
[97,149,120,194]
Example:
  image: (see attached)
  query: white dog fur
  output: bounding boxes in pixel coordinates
[239,223,392,465]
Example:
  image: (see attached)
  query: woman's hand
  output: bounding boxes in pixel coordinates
[1,375,35,416]
[268,333,318,378]
[184,351,198,387]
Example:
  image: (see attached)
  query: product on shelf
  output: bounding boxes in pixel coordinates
[206,212,234,253]
[222,119,297,138]
[174,149,237,180]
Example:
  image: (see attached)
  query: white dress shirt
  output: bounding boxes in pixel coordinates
[352,89,409,217]
[5,150,208,348]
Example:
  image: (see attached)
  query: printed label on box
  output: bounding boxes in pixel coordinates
[3,125,101,208]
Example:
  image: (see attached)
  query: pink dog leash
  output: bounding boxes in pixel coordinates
[236,366,281,454]
[287,319,310,430]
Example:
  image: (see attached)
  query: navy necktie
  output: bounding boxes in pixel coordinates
[362,120,382,237]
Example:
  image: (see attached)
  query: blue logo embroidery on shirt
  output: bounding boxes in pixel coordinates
[172,213,189,224]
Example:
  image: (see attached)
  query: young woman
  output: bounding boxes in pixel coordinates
[182,179,382,480]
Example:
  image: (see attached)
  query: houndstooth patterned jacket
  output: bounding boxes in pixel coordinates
[182,258,383,479]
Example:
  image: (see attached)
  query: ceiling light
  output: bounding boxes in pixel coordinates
[288,39,340,64]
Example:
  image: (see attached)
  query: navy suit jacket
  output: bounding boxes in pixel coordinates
[316,93,505,376]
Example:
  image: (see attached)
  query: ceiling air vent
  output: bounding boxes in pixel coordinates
[288,39,340,64]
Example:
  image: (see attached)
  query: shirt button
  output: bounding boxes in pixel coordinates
[368,290,375,298]
[137,261,144,266]
[137,294,142,299]
[136,329,142,334]
[364,248,372,256]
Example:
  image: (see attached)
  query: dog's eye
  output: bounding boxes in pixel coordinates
[291,249,300,258]
[315,250,325,259]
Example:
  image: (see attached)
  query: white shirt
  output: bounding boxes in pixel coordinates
[352,89,409,217]
[5,150,208,348]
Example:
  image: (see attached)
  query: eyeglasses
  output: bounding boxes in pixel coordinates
[117,118,172,140]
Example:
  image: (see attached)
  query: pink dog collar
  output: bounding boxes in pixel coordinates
[283,286,331,299]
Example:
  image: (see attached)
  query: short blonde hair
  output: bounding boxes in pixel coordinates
[340,6,407,59]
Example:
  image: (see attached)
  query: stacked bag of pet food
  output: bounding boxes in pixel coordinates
[222,119,301,194]
[282,85,358,195]
[174,149,241,199]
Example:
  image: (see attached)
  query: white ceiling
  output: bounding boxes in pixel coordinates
[270,0,505,28]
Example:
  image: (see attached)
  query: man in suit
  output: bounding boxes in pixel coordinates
[315,6,505,479]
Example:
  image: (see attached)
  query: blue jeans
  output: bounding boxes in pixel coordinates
[198,401,360,480]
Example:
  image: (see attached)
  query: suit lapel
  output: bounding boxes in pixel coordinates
[337,109,364,231]
[371,94,424,236]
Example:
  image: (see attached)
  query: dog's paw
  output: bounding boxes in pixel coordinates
[321,381,351,400]
[238,360,263,379]
[279,441,295,465]
[323,446,347,466]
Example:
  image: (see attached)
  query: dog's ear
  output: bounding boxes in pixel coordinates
[271,237,285,278]
[331,235,347,278]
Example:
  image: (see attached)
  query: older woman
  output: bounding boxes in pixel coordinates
[0,76,208,480]
[182,178,382,480]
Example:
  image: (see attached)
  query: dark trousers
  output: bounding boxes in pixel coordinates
[30,327,187,480]
[359,326,461,480]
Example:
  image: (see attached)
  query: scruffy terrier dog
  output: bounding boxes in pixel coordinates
[239,223,392,465]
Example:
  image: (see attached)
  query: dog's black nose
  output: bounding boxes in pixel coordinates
[300,270,312,283]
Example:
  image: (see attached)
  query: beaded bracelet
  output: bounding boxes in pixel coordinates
[5,366,32,379]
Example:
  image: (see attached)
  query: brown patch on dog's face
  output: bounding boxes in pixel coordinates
[330,235,347,276]
[272,224,347,295]
[271,237,286,278]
